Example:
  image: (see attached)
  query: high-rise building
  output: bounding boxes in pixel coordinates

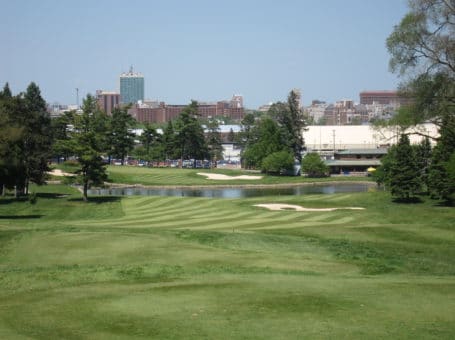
[96,90,120,115]
[120,66,144,104]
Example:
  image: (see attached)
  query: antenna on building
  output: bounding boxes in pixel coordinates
[76,88,79,109]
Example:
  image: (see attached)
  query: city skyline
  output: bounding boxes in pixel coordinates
[1,0,408,108]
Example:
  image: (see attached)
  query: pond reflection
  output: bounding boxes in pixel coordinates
[88,183,373,198]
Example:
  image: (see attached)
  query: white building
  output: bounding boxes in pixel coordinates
[303,124,439,151]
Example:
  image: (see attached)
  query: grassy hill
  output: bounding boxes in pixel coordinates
[0,184,454,339]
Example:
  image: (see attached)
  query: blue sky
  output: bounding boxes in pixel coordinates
[0,0,408,108]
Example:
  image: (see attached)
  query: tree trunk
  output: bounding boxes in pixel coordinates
[1,184,5,196]
[83,181,88,202]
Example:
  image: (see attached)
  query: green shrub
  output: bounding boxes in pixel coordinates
[261,151,294,175]
[301,153,329,178]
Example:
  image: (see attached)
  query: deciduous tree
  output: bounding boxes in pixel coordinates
[301,152,329,178]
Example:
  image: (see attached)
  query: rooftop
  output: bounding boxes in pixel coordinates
[335,148,388,155]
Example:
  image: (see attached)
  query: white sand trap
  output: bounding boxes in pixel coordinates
[197,172,263,180]
[254,203,365,212]
[49,169,75,177]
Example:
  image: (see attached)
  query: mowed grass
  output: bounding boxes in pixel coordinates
[72,164,372,186]
[0,184,455,339]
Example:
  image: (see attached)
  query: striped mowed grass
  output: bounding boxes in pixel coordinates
[1,184,455,339]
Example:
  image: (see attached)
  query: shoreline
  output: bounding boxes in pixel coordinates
[101,180,376,190]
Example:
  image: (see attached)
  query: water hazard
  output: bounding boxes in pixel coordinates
[88,183,373,199]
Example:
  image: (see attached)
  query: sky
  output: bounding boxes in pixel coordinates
[0,0,409,109]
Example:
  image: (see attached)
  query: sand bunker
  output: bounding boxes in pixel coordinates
[197,172,263,180]
[49,169,75,177]
[254,204,365,212]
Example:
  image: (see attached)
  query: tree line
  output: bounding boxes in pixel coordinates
[0,87,227,201]
[376,0,455,204]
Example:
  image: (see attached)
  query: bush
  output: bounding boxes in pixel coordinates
[301,153,329,177]
[261,151,294,175]
[28,192,37,205]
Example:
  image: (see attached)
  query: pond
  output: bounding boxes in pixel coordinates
[88,183,374,199]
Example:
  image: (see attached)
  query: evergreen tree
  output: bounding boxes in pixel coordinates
[72,94,108,201]
[268,90,307,161]
[374,146,397,189]
[237,113,255,149]
[51,111,75,163]
[428,114,455,202]
[15,82,52,194]
[205,119,223,165]
[109,107,135,165]
[135,123,163,162]
[390,134,421,201]
[174,101,208,162]
[0,82,12,99]
[0,89,23,195]
[415,137,432,193]
[162,120,178,160]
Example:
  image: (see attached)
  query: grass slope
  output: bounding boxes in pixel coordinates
[0,184,454,339]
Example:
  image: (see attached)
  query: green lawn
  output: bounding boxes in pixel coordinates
[0,184,454,339]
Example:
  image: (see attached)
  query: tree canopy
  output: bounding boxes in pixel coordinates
[0,82,52,196]
[385,0,455,203]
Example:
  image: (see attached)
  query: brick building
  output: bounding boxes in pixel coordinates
[129,96,244,123]
[96,90,120,115]
[359,90,409,106]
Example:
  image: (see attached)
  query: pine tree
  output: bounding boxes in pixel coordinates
[162,120,178,160]
[390,134,421,201]
[15,82,52,194]
[415,137,432,193]
[205,119,223,165]
[72,94,108,201]
[268,90,307,162]
[428,114,455,202]
[174,101,208,162]
[109,107,135,165]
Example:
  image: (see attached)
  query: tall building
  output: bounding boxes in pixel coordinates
[120,66,144,104]
[96,90,120,115]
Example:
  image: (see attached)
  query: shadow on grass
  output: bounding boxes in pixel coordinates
[0,197,29,205]
[0,215,43,219]
[434,199,455,207]
[392,197,423,204]
[67,196,121,204]
[0,193,70,204]
[36,193,70,199]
